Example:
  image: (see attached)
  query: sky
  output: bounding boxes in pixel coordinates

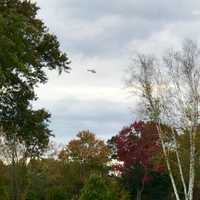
[34,0,200,144]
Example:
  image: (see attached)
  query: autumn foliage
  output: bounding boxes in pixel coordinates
[59,130,110,166]
[115,121,161,169]
[113,121,167,197]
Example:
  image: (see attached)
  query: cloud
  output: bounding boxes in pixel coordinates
[34,94,135,143]
[38,0,200,21]
[36,0,200,57]
[34,0,200,142]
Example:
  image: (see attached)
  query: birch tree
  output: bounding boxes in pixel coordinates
[127,39,200,200]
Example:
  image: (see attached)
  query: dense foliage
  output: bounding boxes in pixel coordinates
[113,121,171,200]
[79,175,113,200]
[0,1,70,199]
[0,0,70,148]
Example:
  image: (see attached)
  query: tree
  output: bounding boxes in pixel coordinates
[0,109,52,200]
[59,130,110,171]
[0,1,71,199]
[79,175,113,200]
[0,161,9,199]
[0,0,70,138]
[59,130,111,199]
[25,158,67,200]
[114,121,169,200]
[127,39,200,200]
[0,0,70,143]
[167,126,200,199]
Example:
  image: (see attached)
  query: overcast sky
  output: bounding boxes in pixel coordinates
[34,0,200,144]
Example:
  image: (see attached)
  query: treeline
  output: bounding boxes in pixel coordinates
[0,126,169,200]
[1,121,200,199]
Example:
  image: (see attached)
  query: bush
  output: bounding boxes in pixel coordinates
[79,175,113,200]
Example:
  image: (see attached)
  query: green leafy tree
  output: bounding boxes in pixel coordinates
[0,1,70,199]
[79,175,113,200]
[59,131,111,199]
[0,0,70,143]
[26,158,67,200]
[0,108,52,200]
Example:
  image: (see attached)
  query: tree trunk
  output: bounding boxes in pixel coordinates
[11,148,17,200]
[156,124,181,200]
[136,189,142,200]
[10,135,18,200]
[188,130,196,200]
[171,128,188,200]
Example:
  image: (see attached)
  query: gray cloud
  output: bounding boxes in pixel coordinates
[35,0,200,142]
[39,0,200,21]
[35,97,134,143]
[37,0,200,57]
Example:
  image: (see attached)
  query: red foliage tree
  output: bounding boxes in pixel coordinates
[114,121,166,199]
[115,121,161,168]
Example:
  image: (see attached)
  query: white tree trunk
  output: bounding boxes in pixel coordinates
[171,128,188,200]
[188,130,196,200]
[156,125,181,200]
[136,189,142,200]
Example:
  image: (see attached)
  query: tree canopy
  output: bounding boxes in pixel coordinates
[0,0,71,154]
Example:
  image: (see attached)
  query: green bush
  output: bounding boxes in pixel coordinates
[79,175,113,200]
[46,187,67,200]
